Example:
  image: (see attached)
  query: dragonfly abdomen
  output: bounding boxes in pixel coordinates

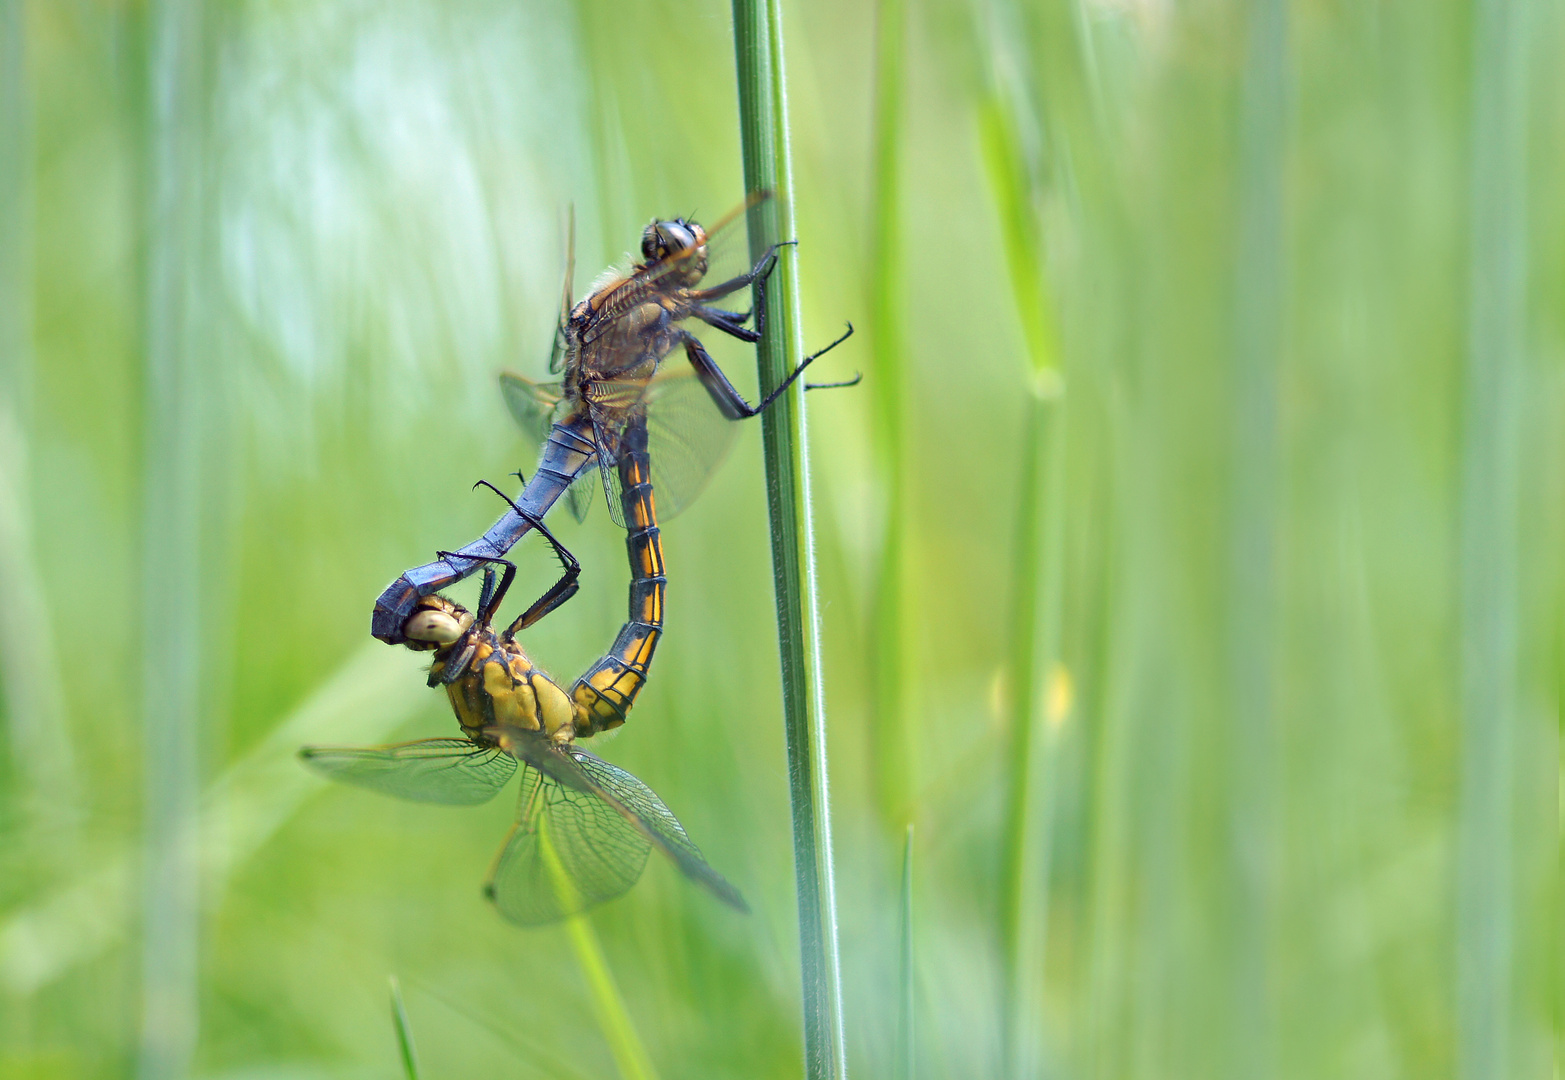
[370,412,597,644]
[571,417,664,736]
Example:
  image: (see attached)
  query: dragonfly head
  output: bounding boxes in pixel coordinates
[402,595,475,653]
[641,218,708,286]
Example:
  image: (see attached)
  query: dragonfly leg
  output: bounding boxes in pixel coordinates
[805,371,864,392]
[434,548,515,629]
[691,305,761,343]
[679,321,855,420]
[685,240,794,337]
[469,480,582,638]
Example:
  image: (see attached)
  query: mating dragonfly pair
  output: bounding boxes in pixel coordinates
[302,200,854,924]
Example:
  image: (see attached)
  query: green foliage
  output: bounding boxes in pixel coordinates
[389,976,422,1080]
[1,0,1559,1077]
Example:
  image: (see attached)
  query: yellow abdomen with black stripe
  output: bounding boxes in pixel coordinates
[571,414,663,734]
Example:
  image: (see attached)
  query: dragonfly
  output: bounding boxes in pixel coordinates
[305,417,745,924]
[371,198,854,644]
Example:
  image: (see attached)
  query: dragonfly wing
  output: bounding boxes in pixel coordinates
[586,400,638,529]
[549,205,576,374]
[299,738,516,806]
[563,471,596,523]
[566,747,749,913]
[587,371,736,526]
[501,373,596,522]
[485,756,652,925]
[498,372,565,447]
[642,369,739,520]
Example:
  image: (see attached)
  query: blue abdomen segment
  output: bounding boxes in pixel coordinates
[371,417,597,644]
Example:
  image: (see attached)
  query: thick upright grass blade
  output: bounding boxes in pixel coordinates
[1224,3,1288,1073]
[389,976,421,1080]
[138,3,213,1076]
[729,2,848,1077]
[1456,1,1529,1077]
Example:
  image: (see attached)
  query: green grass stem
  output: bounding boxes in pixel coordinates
[995,388,1063,1078]
[539,817,660,1080]
[388,976,421,1080]
[867,0,912,830]
[976,94,1061,387]
[729,1,848,1076]
[563,915,660,1080]
[979,76,1066,1080]
[1456,1,1528,1076]
[1225,2,1287,1071]
[137,3,210,1076]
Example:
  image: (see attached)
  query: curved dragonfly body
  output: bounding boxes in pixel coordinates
[307,418,743,924]
[371,205,852,645]
[370,411,598,644]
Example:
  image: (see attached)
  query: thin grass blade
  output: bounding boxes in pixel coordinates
[389,976,422,1080]
[978,56,1067,1080]
[729,1,848,1076]
[538,814,661,1080]
[867,0,913,830]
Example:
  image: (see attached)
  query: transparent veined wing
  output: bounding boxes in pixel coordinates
[498,371,596,523]
[299,738,516,806]
[499,371,562,444]
[643,368,739,519]
[587,400,646,531]
[484,729,747,924]
[485,755,652,925]
[591,370,738,528]
[567,747,748,913]
[549,204,576,374]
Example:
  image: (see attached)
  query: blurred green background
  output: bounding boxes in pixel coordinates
[0,0,1558,1077]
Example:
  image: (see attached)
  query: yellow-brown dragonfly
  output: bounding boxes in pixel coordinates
[371,200,853,643]
[308,417,745,924]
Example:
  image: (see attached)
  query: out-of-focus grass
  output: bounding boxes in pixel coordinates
[894,823,913,1080]
[867,0,913,831]
[388,976,421,1080]
[1,0,1560,1078]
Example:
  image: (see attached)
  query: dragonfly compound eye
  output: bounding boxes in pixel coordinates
[660,221,696,253]
[640,222,662,262]
[403,606,469,647]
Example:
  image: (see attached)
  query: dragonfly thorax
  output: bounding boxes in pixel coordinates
[401,595,581,745]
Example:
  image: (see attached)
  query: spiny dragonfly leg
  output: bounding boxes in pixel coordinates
[680,321,855,420]
[470,479,581,636]
[433,546,515,628]
[805,371,863,392]
[687,240,794,339]
[692,306,760,343]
